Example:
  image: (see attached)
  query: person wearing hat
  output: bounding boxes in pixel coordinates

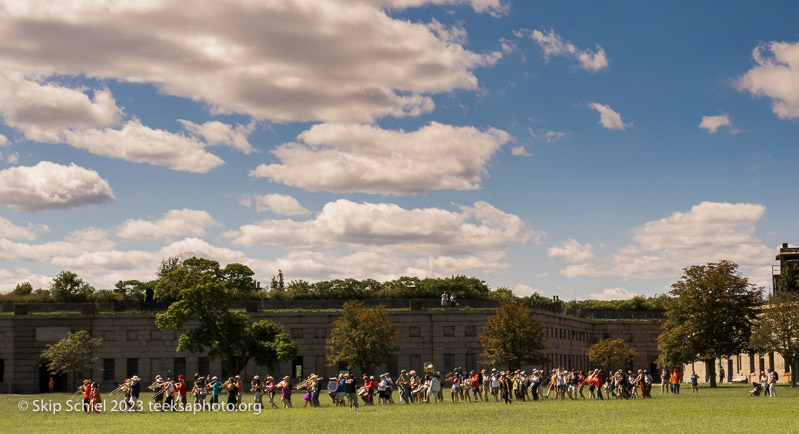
[192,373,207,409]
[209,376,222,405]
[344,373,359,412]
[234,375,244,407]
[251,375,263,409]
[490,369,501,401]
[365,375,376,405]
[642,370,653,398]
[176,375,188,409]
[224,377,238,410]
[265,376,278,409]
[377,374,389,405]
[279,376,292,408]
[127,375,141,411]
[80,379,92,413]
[397,370,410,404]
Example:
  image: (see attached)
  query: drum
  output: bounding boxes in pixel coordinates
[327,381,338,393]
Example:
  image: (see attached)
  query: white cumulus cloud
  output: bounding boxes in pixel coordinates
[178,119,255,154]
[529,29,608,72]
[589,102,631,130]
[0,161,114,211]
[548,238,596,263]
[588,287,635,300]
[224,199,538,256]
[556,202,774,287]
[248,194,310,216]
[0,216,48,241]
[0,0,500,123]
[250,122,510,194]
[699,115,734,133]
[0,72,121,142]
[511,146,531,156]
[117,209,221,240]
[737,40,799,119]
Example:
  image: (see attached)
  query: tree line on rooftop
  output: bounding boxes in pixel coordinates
[1,258,668,312]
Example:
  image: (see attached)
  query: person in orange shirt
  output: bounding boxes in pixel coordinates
[80,379,92,413]
[671,368,681,394]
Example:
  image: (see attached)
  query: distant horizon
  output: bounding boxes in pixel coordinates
[0,1,797,299]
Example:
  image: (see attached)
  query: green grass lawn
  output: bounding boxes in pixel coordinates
[4,384,797,433]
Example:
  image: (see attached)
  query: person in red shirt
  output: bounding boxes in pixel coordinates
[470,371,481,402]
[80,379,92,413]
[89,382,101,414]
[176,375,188,409]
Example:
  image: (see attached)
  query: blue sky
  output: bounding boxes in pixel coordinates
[0,0,797,299]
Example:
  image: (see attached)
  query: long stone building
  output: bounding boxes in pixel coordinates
[0,304,662,394]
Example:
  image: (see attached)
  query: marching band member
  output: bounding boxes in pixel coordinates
[192,373,207,408]
[235,375,244,408]
[265,376,278,409]
[80,379,92,413]
[224,377,238,410]
[129,376,141,411]
[89,382,101,414]
[279,376,292,408]
[176,375,188,409]
[209,376,222,405]
[251,375,263,409]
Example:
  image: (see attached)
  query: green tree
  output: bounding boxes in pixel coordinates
[12,281,33,296]
[776,265,799,294]
[155,257,297,375]
[50,271,94,302]
[479,303,547,370]
[326,300,400,373]
[40,330,102,389]
[657,260,763,387]
[586,338,638,372]
[750,292,799,387]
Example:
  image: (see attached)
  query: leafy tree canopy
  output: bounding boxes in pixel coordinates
[586,338,638,372]
[155,257,297,375]
[40,330,102,389]
[776,265,799,294]
[50,271,95,302]
[657,260,763,387]
[326,300,400,373]
[479,302,547,370]
[750,292,799,386]
[12,281,33,296]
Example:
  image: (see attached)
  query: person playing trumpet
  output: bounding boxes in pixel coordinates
[278,376,292,408]
[224,377,238,411]
[192,373,207,409]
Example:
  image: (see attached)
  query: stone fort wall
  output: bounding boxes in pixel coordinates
[0,308,662,394]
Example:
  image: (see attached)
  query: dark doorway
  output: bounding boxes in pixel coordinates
[292,356,303,379]
[38,362,68,393]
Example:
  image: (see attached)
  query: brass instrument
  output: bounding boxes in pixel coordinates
[294,374,316,390]
[250,379,262,393]
[424,362,434,374]
[109,381,130,395]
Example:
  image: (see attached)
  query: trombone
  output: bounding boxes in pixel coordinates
[294,374,316,390]
[109,380,130,395]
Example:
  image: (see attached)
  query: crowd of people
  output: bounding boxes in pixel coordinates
[73,364,738,413]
